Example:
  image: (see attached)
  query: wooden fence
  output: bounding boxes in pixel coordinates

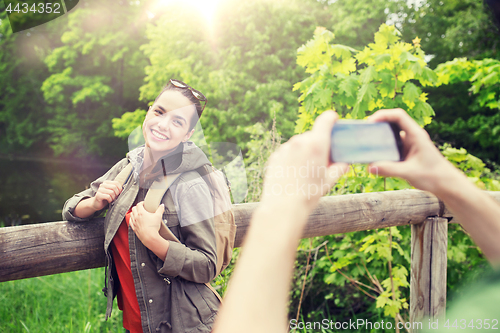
[1,189,500,332]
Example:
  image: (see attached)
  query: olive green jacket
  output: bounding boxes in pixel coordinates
[63,142,220,333]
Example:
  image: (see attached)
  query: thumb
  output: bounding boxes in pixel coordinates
[369,161,407,178]
[156,203,165,216]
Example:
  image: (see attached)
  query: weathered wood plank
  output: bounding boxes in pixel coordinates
[0,219,105,282]
[410,219,432,327]
[410,217,448,332]
[1,190,499,282]
[300,190,442,239]
[429,218,447,319]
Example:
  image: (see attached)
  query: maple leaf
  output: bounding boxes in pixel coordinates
[402,82,419,110]
[374,24,400,48]
[360,66,379,84]
[313,88,332,108]
[338,76,359,98]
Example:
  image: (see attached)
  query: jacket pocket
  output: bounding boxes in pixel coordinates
[177,282,216,332]
[164,212,182,241]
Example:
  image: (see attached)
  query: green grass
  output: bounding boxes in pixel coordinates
[0,268,124,333]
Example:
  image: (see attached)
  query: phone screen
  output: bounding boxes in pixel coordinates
[330,121,403,164]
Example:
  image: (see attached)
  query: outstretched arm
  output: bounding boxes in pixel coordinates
[369,109,500,266]
[213,111,348,333]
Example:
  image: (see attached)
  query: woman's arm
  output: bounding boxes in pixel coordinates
[62,158,128,222]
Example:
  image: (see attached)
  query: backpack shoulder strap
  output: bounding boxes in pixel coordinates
[143,173,181,213]
[143,173,182,243]
[114,163,133,188]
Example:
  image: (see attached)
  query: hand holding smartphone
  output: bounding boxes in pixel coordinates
[330,120,403,164]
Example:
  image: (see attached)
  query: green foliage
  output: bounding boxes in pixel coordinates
[441,144,500,191]
[35,1,148,158]
[292,23,431,321]
[399,0,500,68]
[426,58,500,165]
[290,22,499,324]
[114,0,332,152]
[325,0,404,50]
[112,109,146,140]
[436,58,500,110]
[399,0,500,165]
[244,117,282,203]
[294,24,437,134]
[0,10,49,154]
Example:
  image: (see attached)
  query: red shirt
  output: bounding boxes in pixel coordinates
[110,208,143,333]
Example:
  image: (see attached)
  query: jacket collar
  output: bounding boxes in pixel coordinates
[126,141,211,181]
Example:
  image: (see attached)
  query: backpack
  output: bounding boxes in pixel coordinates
[114,162,236,279]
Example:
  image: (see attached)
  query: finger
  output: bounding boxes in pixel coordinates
[311,110,339,138]
[109,182,122,197]
[101,181,122,197]
[99,188,118,201]
[155,203,165,216]
[96,193,114,204]
[368,109,424,138]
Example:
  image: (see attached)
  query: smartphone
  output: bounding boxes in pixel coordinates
[330,120,403,163]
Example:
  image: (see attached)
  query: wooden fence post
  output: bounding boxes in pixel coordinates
[410,217,448,332]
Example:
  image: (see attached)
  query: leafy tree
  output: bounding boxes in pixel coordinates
[398,0,500,165]
[324,0,405,50]
[113,0,332,151]
[0,8,50,154]
[294,24,437,133]
[290,23,498,326]
[400,0,500,67]
[425,58,500,165]
[39,1,148,158]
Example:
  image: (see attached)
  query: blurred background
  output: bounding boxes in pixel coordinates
[1,0,500,331]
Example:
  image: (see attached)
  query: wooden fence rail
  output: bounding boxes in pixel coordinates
[1,189,500,332]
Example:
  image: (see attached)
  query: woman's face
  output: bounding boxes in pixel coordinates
[142,90,196,155]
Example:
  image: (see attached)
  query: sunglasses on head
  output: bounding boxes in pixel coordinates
[170,79,207,113]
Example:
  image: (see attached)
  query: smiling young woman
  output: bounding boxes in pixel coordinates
[63,80,221,333]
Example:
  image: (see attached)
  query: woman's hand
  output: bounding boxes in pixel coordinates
[130,202,165,245]
[91,180,123,211]
[74,180,122,218]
